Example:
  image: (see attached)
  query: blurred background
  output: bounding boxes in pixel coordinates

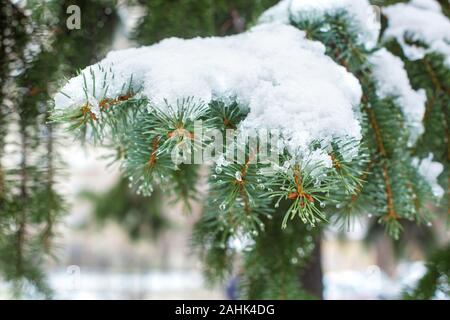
[0,0,448,299]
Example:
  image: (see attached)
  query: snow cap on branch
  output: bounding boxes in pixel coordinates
[259,0,381,49]
[54,23,362,156]
[383,0,450,66]
[369,48,427,145]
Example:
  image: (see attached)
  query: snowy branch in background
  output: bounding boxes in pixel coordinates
[383,0,450,67]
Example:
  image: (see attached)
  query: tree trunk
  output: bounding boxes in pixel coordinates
[299,233,324,299]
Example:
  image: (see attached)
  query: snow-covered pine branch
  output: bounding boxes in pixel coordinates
[369,48,427,146]
[47,0,449,300]
[382,0,449,209]
[54,24,362,152]
[383,0,450,67]
[52,23,368,230]
[258,0,441,238]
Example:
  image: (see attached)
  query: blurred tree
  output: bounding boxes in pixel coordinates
[81,178,168,241]
[0,0,52,296]
[133,0,278,44]
[0,0,117,297]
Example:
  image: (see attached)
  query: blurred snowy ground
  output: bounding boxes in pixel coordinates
[323,262,427,300]
[0,262,432,299]
[48,270,223,300]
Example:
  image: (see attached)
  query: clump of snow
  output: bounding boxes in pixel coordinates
[412,154,444,198]
[54,23,362,159]
[383,0,450,66]
[369,48,427,145]
[409,0,442,13]
[258,0,291,25]
[259,0,381,50]
[227,229,255,252]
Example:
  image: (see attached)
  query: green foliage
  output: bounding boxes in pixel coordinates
[370,0,449,276]
[239,209,319,300]
[50,0,449,299]
[0,0,117,296]
[53,70,371,297]
[193,198,319,299]
[0,0,57,297]
[292,9,435,239]
[384,41,449,213]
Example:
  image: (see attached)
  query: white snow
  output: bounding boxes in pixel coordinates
[258,0,291,25]
[383,0,450,67]
[227,229,255,252]
[259,0,381,49]
[409,0,443,13]
[369,48,427,145]
[54,23,362,159]
[413,154,444,198]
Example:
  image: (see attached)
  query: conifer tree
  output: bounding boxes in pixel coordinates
[133,0,278,44]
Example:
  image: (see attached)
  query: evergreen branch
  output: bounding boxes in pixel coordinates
[381,163,399,220]
[365,105,387,157]
[290,10,443,239]
[423,59,450,95]
[351,158,375,202]
[268,152,335,228]
[364,100,401,230]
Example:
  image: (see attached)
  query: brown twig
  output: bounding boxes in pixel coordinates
[147,136,161,167]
